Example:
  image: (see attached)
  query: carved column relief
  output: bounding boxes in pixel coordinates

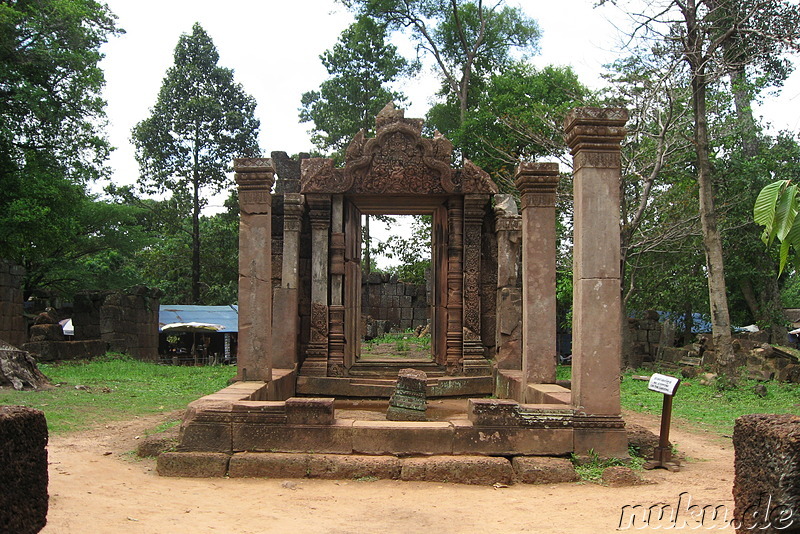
[515,162,560,394]
[565,107,629,456]
[301,194,331,377]
[494,194,523,372]
[445,197,464,374]
[234,158,275,382]
[272,192,304,370]
[462,194,491,375]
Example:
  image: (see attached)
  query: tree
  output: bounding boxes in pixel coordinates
[603,0,800,373]
[342,0,540,126]
[0,0,123,296]
[429,62,591,190]
[300,16,414,157]
[132,23,260,304]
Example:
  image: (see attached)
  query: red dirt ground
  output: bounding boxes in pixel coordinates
[40,409,737,533]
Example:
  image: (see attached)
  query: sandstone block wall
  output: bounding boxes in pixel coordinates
[733,413,800,532]
[70,286,161,361]
[0,259,26,347]
[0,406,48,533]
[361,273,429,332]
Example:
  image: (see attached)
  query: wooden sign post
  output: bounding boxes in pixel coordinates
[644,373,681,472]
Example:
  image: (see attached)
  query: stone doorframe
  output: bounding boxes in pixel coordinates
[296,104,497,378]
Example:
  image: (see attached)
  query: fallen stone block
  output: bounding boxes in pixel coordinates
[512,456,579,484]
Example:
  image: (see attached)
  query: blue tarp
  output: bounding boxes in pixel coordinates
[159,305,238,333]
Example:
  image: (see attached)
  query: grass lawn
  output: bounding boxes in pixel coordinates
[0,354,235,434]
[619,369,800,435]
[2,353,797,438]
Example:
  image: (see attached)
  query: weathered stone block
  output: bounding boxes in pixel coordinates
[452,420,573,456]
[285,397,335,425]
[512,456,579,484]
[733,414,800,531]
[228,452,309,478]
[157,452,230,477]
[231,420,354,454]
[352,421,453,455]
[307,454,402,480]
[0,406,48,534]
[401,456,513,485]
[468,398,519,426]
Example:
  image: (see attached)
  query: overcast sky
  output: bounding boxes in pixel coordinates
[98,0,800,211]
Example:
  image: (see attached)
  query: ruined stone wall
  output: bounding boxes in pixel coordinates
[0,406,48,533]
[49,286,162,362]
[0,259,26,347]
[361,273,428,332]
[625,314,662,368]
[733,414,800,531]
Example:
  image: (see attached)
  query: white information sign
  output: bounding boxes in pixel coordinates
[647,373,681,396]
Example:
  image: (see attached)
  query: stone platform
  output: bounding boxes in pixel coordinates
[165,381,628,479]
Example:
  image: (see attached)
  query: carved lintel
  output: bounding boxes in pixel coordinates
[461,160,499,194]
[301,158,351,194]
[330,233,345,276]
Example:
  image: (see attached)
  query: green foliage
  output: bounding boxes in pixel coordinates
[429,63,591,188]
[0,0,135,297]
[342,0,540,124]
[571,450,643,483]
[369,215,431,284]
[300,16,414,157]
[0,354,235,434]
[132,23,259,304]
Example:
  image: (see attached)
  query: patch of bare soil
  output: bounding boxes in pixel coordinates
[42,410,735,534]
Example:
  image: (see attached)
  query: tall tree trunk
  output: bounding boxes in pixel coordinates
[192,171,201,304]
[691,68,736,374]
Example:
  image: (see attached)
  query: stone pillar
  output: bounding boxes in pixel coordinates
[462,194,491,375]
[565,107,628,456]
[445,197,464,374]
[328,195,345,376]
[235,158,275,382]
[272,192,304,370]
[301,194,331,376]
[515,163,560,393]
[494,195,522,370]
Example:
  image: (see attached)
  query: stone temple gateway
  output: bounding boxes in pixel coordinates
[164,106,630,475]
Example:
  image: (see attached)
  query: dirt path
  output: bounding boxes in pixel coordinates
[41,411,735,533]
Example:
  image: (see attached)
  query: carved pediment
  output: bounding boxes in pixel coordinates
[300,104,498,196]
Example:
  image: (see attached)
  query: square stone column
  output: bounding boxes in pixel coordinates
[234,158,275,382]
[272,192,304,370]
[565,107,629,457]
[515,163,559,395]
[301,194,331,376]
